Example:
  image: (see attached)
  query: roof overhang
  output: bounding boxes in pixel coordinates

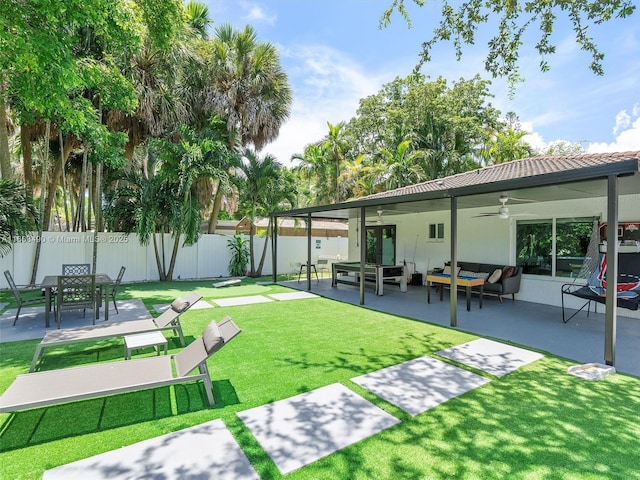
[274,154,640,221]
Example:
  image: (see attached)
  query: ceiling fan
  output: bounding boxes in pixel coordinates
[366,209,385,225]
[474,195,535,219]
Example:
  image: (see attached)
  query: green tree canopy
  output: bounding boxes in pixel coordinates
[381,0,636,86]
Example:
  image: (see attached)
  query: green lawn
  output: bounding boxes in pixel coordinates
[1,278,640,479]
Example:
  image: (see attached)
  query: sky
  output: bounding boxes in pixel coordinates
[203,0,640,165]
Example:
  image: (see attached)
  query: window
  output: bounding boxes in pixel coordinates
[516,217,595,277]
[428,223,445,242]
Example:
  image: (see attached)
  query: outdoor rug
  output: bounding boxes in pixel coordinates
[436,338,545,377]
[237,383,400,475]
[0,299,152,343]
[211,295,274,307]
[42,419,259,480]
[351,356,490,416]
[153,298,214,314]
[267,291,319,301]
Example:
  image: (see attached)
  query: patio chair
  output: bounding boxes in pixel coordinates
[317,258,329,278]
[105,266,126,314]
[62,263,91,275]
[0,317,241,413]
[55,274,96,328]
[29,291,203,372]
[3,270,47,326]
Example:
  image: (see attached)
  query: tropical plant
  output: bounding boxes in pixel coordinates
[0,179,37,257]
[103,126,234,280]
[227,234,249,276]
[234,149,293,276]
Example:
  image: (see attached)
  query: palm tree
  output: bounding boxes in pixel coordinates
[292,143,332,205]
[103,126,233,280]
[322,122,347,203]
[0,179,37,257]
[483,128,533,165]
[200,24,292,232]
[378,139,426,190]
[234,149,288,276]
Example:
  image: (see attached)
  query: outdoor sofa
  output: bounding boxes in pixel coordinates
[441,262,522,303]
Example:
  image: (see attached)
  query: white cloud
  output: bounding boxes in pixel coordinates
[520,121,546,151]
[239,1,276,26]
[613,109,631,135]
[588,116,640,153]
[260,45,390,165]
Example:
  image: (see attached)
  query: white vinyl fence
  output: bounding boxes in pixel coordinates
[0,232,348,288]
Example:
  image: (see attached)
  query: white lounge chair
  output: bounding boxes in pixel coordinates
[29,291,203,372]
[0,317,241,413]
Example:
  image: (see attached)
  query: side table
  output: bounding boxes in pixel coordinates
[124,331,168,360]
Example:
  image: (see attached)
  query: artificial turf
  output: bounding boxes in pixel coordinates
[1,278,639,479]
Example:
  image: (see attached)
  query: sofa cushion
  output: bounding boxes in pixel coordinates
[459,270,479,278]
[502,266,515,279]
[443,265,461,276]
[487,268,502,284]
[458,262,480,272]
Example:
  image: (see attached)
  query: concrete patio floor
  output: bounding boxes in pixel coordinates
[282,277,640,378]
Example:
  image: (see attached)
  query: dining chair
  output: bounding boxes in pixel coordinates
[55,274,96,328]
[62,263,91,275]
[3,270,47,326]
[107,266,126,314]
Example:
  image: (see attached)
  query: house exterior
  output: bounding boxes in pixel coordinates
[273,151,640,367]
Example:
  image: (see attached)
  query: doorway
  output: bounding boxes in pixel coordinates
[366,225,396,265]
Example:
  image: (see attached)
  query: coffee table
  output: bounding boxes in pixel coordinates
[426,273,484,311]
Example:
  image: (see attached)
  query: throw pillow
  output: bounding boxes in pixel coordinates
[171,297,190,313]
[502,266,515,279]
[487,268,502,284]
[443,265,461,276]
[202,320,225,354]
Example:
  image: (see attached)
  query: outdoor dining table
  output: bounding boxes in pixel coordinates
[40,273,113,328]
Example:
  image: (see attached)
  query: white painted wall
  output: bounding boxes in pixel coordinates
[0,233,348,288]
[349,193,640,318]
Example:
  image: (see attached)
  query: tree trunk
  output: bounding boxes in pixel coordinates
[91,161,101,274]
[21,124,34,207]
[152,234,166,281]
[207,184,223,233]
[248,222,256,276]
[255,217,271,277]
[43,151,63,231]
[0,98,13,180]
[166,232,181,281]
[60,132,70,231]
[29,120,50,286]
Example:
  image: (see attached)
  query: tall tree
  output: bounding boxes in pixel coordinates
[104,126,234,280]
[200,24,292,232]
[322,122,348,203]
[234,149,284,277]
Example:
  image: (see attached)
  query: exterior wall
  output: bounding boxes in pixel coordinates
[0,233,348,288]
[348,192,640,318]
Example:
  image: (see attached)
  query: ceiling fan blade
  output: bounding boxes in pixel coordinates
[508,196,536,203]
